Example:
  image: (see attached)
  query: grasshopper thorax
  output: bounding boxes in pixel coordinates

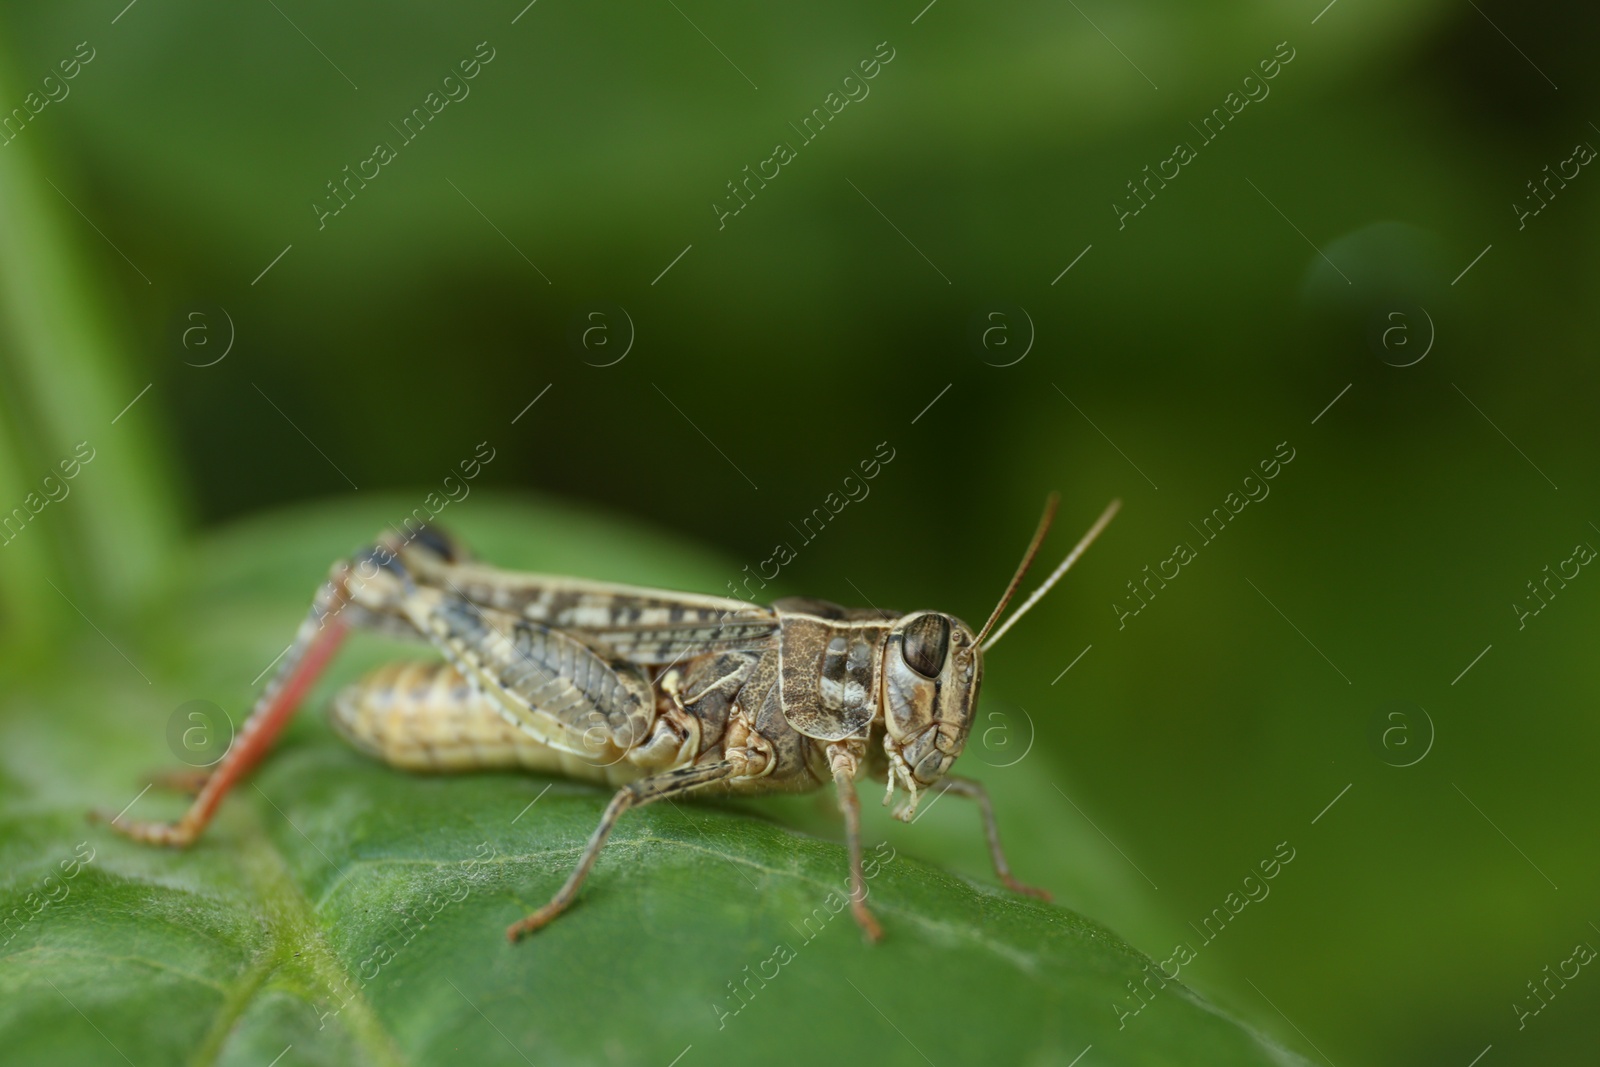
[881,611,981,820]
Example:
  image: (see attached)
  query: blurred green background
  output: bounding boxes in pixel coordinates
[2,0,1598,1064]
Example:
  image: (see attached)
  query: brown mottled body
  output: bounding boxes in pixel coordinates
[98,499,1118,943]
[328,627,875,802]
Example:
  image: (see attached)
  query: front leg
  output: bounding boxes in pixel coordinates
[939,775,1051,901]
[827,742,884,943]
[506,759,737,941]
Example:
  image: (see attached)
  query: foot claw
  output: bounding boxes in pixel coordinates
[146,768,213,796]
[1004,876,1052,902]
[853,904,884,943]
[506,903,563,943]
[89,811,193,848]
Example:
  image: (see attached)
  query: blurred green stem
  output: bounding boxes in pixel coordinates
[0,46,180,643]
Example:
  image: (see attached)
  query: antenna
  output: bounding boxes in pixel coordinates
[972,493,1060,648]
[980,498,1121,653]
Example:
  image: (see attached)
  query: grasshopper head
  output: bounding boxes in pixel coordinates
[881,611,981,821]
[878,496,1121,822]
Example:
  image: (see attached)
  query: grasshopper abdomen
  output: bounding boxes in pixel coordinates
[330,660,645,788]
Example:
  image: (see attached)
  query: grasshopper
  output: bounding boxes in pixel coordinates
[98,495,1119,942]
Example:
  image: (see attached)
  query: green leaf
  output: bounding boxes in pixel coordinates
[1,496,1309,1066]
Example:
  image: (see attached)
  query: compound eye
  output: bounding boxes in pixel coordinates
[901,614,950,678]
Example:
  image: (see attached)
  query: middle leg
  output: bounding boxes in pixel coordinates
[506,758,738,941]
[827,742,884,942]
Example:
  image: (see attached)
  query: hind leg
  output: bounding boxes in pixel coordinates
[93,536,430,846]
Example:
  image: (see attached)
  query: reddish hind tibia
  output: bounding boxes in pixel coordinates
[95,616,351,846]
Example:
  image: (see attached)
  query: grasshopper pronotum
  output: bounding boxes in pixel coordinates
[98,495,1119,942]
